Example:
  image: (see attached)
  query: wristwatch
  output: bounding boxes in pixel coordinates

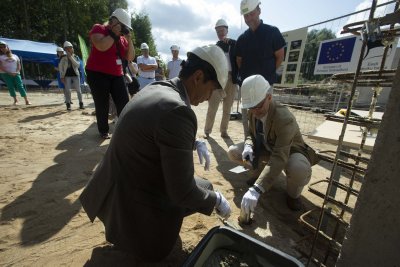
[252,184,263,194]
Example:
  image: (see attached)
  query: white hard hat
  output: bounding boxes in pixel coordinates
[215,19,228,28]
[170,44,180,51]
[0,40,7,46]
[240,0,261,15]
[188,44,228,90]
[63,41,73,48]
[56,47,64,52]
[140,43,149,50]
[241,75,272,109]
[111,8,132,30]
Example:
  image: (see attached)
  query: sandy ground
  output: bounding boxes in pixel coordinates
[0,89,349,266]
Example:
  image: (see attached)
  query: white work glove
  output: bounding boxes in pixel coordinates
[240,186,261,217]
[195,140,210,170]
[242,143,254,162]
[215,192,231,218]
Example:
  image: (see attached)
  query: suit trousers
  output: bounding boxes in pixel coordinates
[204,74,238,135]
[228,142,312,198]
[64,76,82,104]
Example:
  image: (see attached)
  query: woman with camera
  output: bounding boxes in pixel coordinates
[85,8,135,139]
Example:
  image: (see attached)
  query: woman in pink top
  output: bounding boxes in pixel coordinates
[0,41,31,105]
[86,8,135,139]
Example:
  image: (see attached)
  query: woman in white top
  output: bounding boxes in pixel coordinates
[0,41,31,105]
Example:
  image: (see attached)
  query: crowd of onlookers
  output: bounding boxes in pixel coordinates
[2,2,322,264]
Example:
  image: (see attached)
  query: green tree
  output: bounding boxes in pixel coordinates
[0,0,159,77]
[108,0,128,13]
[302,28,337,63]
[0,0,112,50]
[131,12,157,57]
[300,28,336,82]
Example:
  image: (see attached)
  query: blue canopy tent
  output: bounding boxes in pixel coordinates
[0,37,58,88]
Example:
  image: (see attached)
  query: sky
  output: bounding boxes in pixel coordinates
[126,0,397,61]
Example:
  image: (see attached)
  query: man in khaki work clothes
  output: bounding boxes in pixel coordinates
[204,19,239,139]
[227,75,319,214]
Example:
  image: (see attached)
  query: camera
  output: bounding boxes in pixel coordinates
[121,25,130,35]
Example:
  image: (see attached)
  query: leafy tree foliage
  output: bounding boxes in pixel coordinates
[131,12,157,57]
[0,0,154,57]
[302,28,337,63]
[0,0,158,78]
[0,0,110,49]
[300,28,336,82]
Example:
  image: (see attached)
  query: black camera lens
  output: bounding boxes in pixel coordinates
[121,25,130,35]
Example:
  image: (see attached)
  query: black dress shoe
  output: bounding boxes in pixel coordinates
[101,133,110,139]
[287,196,302,211]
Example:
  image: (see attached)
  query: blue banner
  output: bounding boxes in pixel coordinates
[318,37,356,64]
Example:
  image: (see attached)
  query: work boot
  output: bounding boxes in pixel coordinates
[286,196,302,211]
[66,103,71,111]
[79,102,85,109]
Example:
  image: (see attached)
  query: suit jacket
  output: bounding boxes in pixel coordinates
[245,100,319,189]
[79,78,217,261]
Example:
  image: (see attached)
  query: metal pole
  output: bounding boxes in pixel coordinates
[20,56,28,91]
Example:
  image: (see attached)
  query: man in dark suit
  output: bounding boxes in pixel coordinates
[79,45,231,262]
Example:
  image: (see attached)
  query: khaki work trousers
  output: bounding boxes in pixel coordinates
[204,74,238,135]
[228,142,312,198]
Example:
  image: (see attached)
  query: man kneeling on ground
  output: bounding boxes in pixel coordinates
[79,45,231,263]
[227,75,319,215]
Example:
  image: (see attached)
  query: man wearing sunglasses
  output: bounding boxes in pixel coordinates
[227,75,319,214]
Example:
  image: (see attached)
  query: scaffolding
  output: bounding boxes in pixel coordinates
[298,1,400,266]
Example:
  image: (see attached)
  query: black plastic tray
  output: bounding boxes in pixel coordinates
[182,226,303,267]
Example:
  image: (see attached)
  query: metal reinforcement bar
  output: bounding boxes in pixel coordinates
[324,115,381,129]
[331,69,396,87]
[316,154,367,174]
[318,150,370,164]
[307,186,355,214]
[309,179,360,199]
[299,210,344,251]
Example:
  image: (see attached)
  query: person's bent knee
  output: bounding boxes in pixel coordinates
[286,153,312,187]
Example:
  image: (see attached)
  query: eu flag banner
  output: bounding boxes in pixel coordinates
[317,36,356,64]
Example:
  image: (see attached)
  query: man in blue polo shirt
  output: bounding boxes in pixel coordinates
[236,0,286,135]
